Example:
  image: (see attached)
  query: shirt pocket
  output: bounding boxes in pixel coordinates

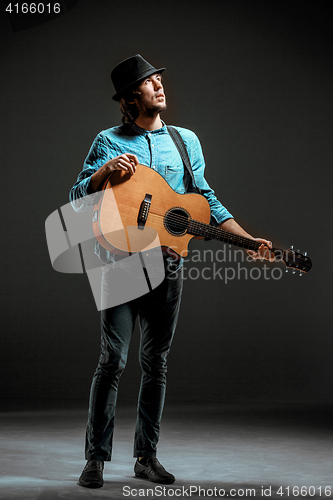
[165,165,186,194]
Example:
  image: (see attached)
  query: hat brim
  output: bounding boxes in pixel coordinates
[112,67,166,101]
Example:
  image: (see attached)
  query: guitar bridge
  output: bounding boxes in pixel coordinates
[138,193,152,230]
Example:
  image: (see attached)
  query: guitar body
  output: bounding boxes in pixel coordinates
[92,164,211,258]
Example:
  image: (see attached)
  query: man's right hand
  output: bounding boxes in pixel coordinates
[89,153,139,193]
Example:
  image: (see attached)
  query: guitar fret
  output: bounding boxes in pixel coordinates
[189,219,260,251]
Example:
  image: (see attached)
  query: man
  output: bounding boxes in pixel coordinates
[70,54,273,489]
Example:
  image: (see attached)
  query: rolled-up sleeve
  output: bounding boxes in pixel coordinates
[186,131,233,225]
[69,133,109,212]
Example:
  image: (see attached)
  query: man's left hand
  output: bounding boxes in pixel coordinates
[247,238,275,262]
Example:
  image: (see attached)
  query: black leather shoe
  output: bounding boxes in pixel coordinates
[78,460,104,488]
[134,457,175,484]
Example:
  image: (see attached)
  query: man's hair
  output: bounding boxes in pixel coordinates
[119,88,140,125]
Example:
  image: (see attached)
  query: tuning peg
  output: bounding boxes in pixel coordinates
[299,272,303,277]
[285,268,289,273]
[304,252,307,256]
[292,270,296,274]
[290,245,294,250]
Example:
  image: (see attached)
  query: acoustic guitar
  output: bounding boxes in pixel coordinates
[92,164,312,275]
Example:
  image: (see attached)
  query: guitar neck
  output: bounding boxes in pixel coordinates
[188,219,277,253]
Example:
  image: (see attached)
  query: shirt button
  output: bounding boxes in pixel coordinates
[152,166,156,169]
[152,144,155,148]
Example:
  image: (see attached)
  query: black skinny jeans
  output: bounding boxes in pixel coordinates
[85,265,183,461]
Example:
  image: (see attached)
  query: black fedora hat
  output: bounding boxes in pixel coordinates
[111,54,165,101]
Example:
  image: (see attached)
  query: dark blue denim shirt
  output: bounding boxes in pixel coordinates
[69,121,233,265]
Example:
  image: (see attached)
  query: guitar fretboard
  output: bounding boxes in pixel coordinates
[188,219,272,252]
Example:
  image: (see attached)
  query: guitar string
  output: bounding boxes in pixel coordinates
[147,208,260,249]
[149,212,260,249]
[145,212,304,264]
[136,212,303,268]
[144,207,291,254]
[111,206,302,267]
[144,210,261,250]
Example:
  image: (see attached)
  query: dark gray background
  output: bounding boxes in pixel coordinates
[1,0,332,412]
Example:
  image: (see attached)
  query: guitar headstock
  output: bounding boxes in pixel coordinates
[278,246,312,276]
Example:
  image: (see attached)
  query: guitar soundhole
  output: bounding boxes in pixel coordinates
[164,207,190,236]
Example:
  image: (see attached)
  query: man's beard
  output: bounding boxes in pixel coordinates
[137,95,167,117]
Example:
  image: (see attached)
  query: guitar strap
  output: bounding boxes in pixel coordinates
[167,125,202,195]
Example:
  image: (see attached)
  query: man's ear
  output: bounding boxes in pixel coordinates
[128,91,140,105]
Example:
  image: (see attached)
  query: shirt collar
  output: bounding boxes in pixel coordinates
[130,120,167,136]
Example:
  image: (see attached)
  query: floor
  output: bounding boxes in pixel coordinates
[0,404,332,499]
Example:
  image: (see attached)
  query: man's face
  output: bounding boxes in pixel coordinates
[135,73,167,117]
